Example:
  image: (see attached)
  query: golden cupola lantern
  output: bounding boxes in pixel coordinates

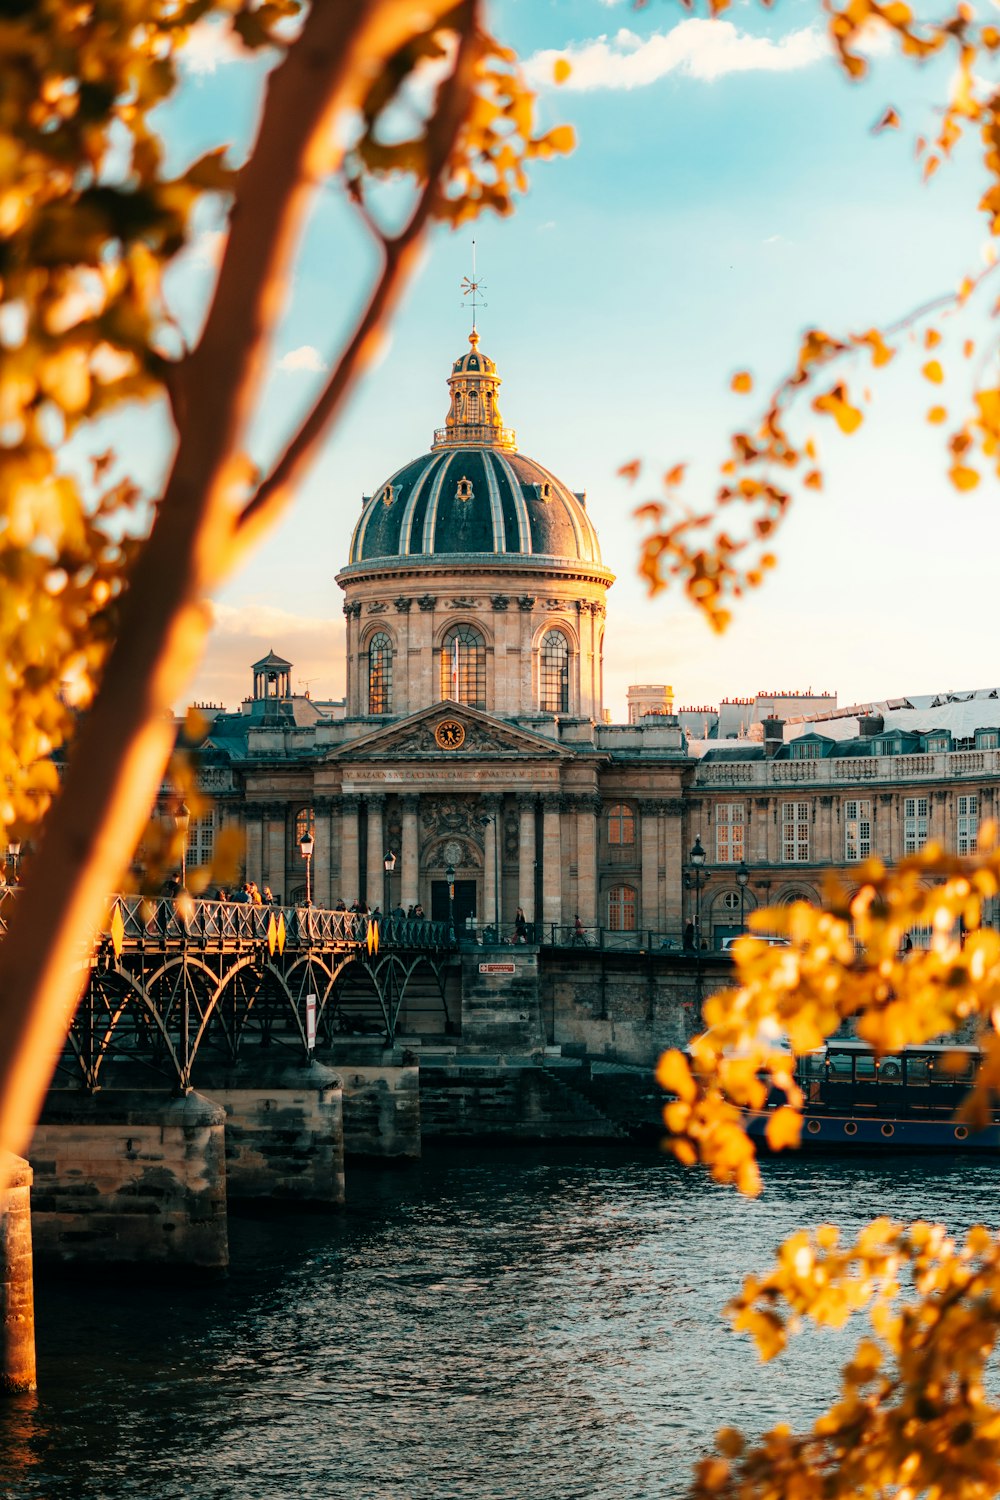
[432,330,516,452]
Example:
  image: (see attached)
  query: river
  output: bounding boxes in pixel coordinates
[3,1143,999,1499]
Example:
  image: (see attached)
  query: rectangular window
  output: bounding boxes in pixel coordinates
[187,810,215,867]
[781,802,809,863]
[844,799,872,862]
[957,793,979,855]
[716,803,746,863]
[979,732,998,750]
[903,796,928,855]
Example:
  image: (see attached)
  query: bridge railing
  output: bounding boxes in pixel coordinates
[99,896,451,952]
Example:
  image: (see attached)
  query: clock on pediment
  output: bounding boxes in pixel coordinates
[435,718,466,750]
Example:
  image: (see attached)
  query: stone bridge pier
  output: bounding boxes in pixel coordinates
[1,1156,35,1395]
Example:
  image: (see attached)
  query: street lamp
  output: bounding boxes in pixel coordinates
[446,862,456,945]
[736,860,750,934]
[478,813,501,943]
[173,803,190,890]
[383,850,396,928]
[299,827,314,906]
[684,836,710,947]
[6,840,20,885]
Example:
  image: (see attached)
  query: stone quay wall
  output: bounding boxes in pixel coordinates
[537,950,731,1069]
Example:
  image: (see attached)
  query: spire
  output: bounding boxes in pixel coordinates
[433,247,516,450]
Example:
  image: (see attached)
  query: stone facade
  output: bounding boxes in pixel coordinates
[176,341,1000,951]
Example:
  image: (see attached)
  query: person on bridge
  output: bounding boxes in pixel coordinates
[572,914,588,947]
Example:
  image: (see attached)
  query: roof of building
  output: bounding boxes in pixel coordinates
[347,333,603,569]
[787,688,1000,742]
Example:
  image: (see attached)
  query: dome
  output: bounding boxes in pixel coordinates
[347,333,603,568]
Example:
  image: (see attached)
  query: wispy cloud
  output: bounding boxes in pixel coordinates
[277,345,329,373]
[187,604,345,710]
[526,20,827,89]
[180,18,248,75]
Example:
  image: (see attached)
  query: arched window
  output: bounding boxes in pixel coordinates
[608,884,637,932]
[440,623,486,708]
[295,807,315,845]
[368,631,393,715]
[539,629,569,713]
[607,804,635,846]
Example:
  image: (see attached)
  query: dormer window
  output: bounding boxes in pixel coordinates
[538,482,551,501]
[381,484,395,507]
[792,740,822,760]
[926,735,948,753]
[456,476,474,501]
[977,730,998,750]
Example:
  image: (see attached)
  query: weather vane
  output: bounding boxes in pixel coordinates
[460,240,486,332]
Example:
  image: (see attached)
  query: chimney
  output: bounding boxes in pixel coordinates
[858,713,884,738]
[762,716,784,758]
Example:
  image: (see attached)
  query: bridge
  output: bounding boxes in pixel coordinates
[0,891,454,1094]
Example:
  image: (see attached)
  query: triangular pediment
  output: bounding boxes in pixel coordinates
[333,702,571,762]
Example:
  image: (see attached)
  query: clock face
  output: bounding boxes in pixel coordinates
[435,718,466,750]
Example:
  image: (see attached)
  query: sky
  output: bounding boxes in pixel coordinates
[106,0,1000,719]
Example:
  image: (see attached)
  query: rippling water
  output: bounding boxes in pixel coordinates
[4,1144,1000,1499]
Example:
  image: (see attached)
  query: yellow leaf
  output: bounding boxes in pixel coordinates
[731,371,753,394]
[765,1106,802,1152]
[655,1048,696,1101]
[950,463,980,490]
[664,463,687,486]
[922,359,944,383]
[617,459,641,482]
[872,105,900,133]
[552,57,571,85]
[803,470,822,489]
[927,405,947,424]
[924,328,941,349]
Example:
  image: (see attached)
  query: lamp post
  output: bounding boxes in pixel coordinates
[383,850,396,929]
[446,862,456,946]
[478,813,500,943]
[299,828,314,906]
[736,860,750,934]
[6,840,20,885]
[173,803,190,890]
[688,835,709,946]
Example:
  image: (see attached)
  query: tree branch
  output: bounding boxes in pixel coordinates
[233,0,480,558]
[0,0,469,1164]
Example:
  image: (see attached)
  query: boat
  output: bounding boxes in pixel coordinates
[746,1039,1000,1151]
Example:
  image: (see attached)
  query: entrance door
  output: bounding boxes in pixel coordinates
[431,879,477,928]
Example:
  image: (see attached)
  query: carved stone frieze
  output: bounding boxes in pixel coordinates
[448,597,478,610]
[367,601,388,614]
[420,795,478,841]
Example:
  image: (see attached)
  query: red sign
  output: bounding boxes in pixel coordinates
[306,993,317,1050]
[479,962,515,974]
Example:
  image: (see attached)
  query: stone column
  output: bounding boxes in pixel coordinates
[312,800,333,909]
[518,795,536,924]
[341,795,361,905]
[662,798,685,938]
[266,807,284,897]
[576,795,599,929]
[366,794,386,909]
[0,1156,35,1394]
[541,794,562,936]
[639,800,659,936]
[394,598,412,717]
[245,807,264,886]
[401,794,420,908]
[481,794,502,935]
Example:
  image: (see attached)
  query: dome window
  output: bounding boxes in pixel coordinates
[440,623,486,709]
[368,631,393,715]
[381,484,395,507]
[456,476,474,502]
[537,482,552,502]
[539,629,569,713]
